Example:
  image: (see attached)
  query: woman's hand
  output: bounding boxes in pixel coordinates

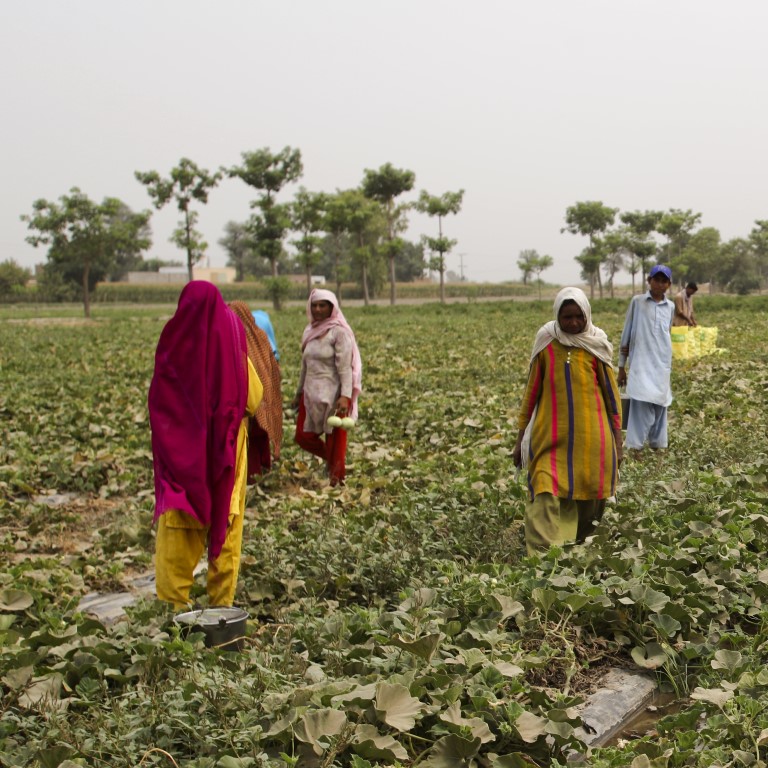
[512,428,525,469]
[290,392,302,411]
[617,367,627,387]
[335,396,351,416]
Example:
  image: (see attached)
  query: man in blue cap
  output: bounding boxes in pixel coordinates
[617,264,675,452]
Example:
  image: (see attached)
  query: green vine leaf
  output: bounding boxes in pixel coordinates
[374,681,425,731]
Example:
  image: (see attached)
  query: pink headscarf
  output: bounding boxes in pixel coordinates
[148,281,247,561]
[302,288,363,418]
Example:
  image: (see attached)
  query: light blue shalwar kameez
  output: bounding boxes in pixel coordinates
[618,291,674,449]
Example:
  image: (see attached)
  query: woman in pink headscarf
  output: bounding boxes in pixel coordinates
[148,281,263,608]
[291,288,362,486]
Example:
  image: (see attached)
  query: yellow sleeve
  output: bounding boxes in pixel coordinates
[229,360,263,522]
[246,358,263,416]
[517,357,543,431]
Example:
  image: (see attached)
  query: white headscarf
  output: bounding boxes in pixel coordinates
[528,287,614,366]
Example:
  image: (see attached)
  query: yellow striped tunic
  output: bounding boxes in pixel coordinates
[518,341,622,501]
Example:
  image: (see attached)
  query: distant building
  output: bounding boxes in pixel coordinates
[285,274,326,285]
[193,266,236,284]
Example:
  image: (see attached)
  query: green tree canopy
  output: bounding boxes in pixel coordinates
[321,189,356,299]
[681,227,721,288]
[657,208,702,272]
[748,220,768,292]
[104,201,154,282]
[530,253,553,299]
[249,201,293,307]
[517,249,553,297]
[135,158,221,280]
[362,163,415,305]
[343,189,385,305]
[415,189,464,303]
[395,239,426,282]
[22,188,151,317]
[619,209,664,289]
[619,209,663,238]
[291,187,329,297]
[227,147,303,307]
[562,201,618,299]
[719,238,759,294]
[600,229,630,299]
[227,146,303,202]
[219,220,255,282]
[517,249,540,285]
[0,259,32,297]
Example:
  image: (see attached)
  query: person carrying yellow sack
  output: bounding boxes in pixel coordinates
[148,282,263,609]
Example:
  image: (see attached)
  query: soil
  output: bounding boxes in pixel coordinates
[3,494,150,591]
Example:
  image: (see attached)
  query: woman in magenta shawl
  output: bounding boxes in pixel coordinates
[291,288,362,486]
[148,281,262,608]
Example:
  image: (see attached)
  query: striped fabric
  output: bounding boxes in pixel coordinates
[518,341,621,501]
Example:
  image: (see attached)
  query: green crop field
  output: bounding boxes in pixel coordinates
[1,295,768,767]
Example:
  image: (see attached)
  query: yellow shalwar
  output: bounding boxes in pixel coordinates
[155,359,263,608]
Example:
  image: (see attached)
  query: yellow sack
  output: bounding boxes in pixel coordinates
[671,327,689,360]
[697,326,718,356]
[687,326,700,358]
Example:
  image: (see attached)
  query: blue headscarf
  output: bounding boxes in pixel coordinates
[251,310,280,361]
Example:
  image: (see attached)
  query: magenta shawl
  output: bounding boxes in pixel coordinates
[302,288,363,418]
[148,281,247,561]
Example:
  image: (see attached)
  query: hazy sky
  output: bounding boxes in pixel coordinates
[2,1,767,285]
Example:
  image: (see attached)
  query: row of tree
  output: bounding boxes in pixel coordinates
[12,163,768,316]
[517,202,768,298]
[15,147,465,315]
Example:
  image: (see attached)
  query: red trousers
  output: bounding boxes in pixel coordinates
[295,400,348,484]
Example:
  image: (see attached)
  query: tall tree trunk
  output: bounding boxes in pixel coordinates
[82,262,91,319]
[271,257,278,279]
[185,208,194,282]
[389,251,396,306]
[305,267,312,298]
[439,256,446,304]
[334,249,342,304]
[362,263,370,306]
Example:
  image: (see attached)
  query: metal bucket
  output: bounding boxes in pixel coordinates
[174,607,249,651]
[621,394,631,430]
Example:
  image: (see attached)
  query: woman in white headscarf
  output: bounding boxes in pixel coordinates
[291,289,362,486]
[512,288,623,554]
